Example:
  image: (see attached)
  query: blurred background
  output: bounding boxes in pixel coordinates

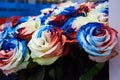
[0,0,101,17]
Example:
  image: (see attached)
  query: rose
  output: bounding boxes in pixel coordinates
[0,22,13,47]
[39,2,95,28]
[0,24,8,46]
[77,22,118,62]
[47,15,69,27]
[14,16,37,26]
[43,2,80,27]
[28,25,69,65]
[70,1,108,30]
[87,11,108,24]
[88,49,117,63]
[13,17,40,42]
[95,1,108,14]
[69,16,89,31]
[7,16,22,27]
[0,18,6,25]
[0,38,30,75]
[87,2,108,24]
[68,1,108,33]
[61,17,83,44]
[78,2,95,13]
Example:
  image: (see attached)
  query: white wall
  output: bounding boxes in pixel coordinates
[109,0,120,80]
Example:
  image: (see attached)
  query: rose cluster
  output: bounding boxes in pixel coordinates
[0,1,118,75]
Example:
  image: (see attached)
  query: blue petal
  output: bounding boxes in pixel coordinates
[94,1,108,15]
[37,25,53,38]
[0,23,13,44]
[61,17,75,34]
[39,11,53,25]
[60,6,77,17]
[18,16,29,23]
[21,40,27,58]
[2,38,18,51]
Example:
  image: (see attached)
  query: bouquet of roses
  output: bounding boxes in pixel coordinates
[0,1,118,80]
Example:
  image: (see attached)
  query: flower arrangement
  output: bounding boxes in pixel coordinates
[0,1,118,80]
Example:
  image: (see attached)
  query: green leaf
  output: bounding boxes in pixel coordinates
[18,70,27,80]
[79,63,105,80]
[55,64,63,80]
[27,58,38,69]
[28,66,45,80]
[49,68,56,80]
[96,63,105,69]
[49,60,63,80]
[36,66,45,80]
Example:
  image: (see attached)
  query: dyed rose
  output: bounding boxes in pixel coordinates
[70,12,108,31]
[28,25,69,65]
[54,1,78,16]
[13,18,40,42]
[77,22,118,62]
[0,22,13,47]
[94,1,108,14]
[70,2,108,29]
[44,2,79,27]
[40,2,94,28]
[41,8,52,14]
[7,16,22,27]
[39,9,53,25]
[87,11,108,24]
[58,2,78,17]
[61,13,90,44]
[88,48,117,62]
[61,17,82,44]
[47,15,69,27]
[70,16,90,30]
[0,18,7,25]
[86,1,108,24]
[70,3,108,31]
[70,12,108,32]
[0,38,30,75]
[78,2,95,13]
